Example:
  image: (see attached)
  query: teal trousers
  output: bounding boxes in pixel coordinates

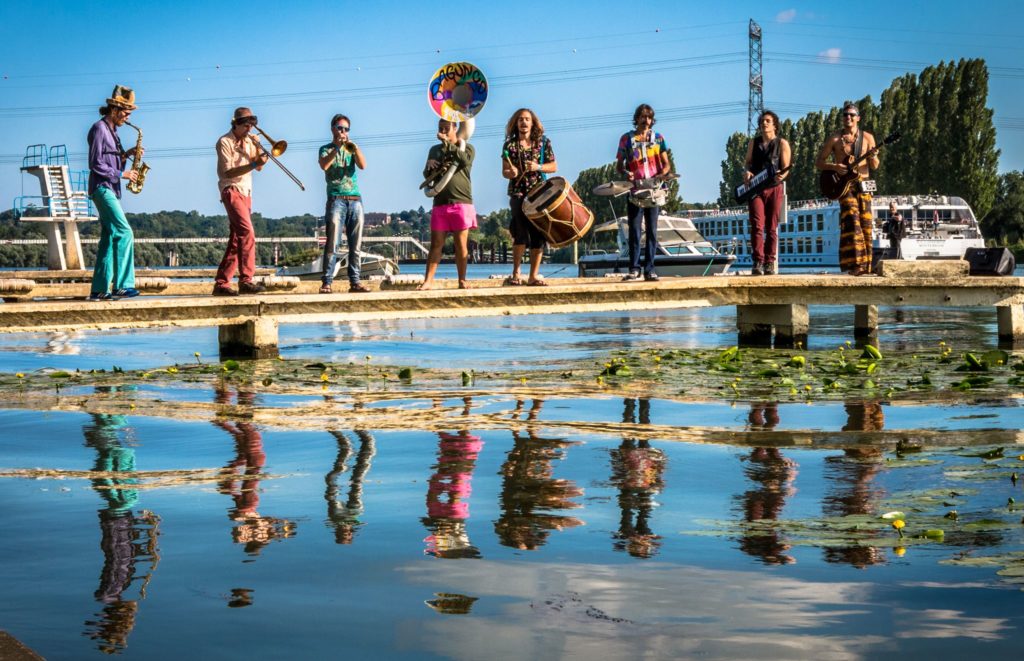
[90,186,135,293]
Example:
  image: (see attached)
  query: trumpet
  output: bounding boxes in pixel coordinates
[250,127,305,191]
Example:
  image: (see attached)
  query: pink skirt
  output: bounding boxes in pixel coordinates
[431,203,478,232]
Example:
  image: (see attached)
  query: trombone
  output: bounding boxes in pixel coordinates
[251,126,305,191]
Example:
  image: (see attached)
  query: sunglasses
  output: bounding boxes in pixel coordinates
[237,115,258,125]
[843,113,858,118]
[333,125,350,132]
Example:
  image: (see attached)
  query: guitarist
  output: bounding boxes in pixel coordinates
[743,110,791,276]
[815,103,880,276]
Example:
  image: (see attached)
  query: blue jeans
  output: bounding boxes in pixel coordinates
[321,197,364,286]
[626,201,659,275]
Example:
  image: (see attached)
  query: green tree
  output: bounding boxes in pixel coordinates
[980,171,1024,243]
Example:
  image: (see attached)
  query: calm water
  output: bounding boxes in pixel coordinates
[2,264,1024,659]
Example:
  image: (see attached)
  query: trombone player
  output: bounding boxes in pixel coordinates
[213,107,269,296]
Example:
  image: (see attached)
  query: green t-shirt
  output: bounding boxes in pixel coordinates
[319,142,360,197]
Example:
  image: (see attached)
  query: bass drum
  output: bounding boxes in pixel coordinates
[520,176,594,248]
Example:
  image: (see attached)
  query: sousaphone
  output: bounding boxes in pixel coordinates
[420,62,488,197]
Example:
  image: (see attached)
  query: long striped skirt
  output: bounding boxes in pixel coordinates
[839,191,873,273]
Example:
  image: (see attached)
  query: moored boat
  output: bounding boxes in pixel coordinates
[577,214,736,277]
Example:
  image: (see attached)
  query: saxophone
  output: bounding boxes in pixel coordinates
[124,122,150,194]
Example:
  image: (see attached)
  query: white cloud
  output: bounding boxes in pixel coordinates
[818,48,842,64]
[776,9,797,23]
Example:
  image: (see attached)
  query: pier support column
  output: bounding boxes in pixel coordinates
[997,305,1024,348]
[737,304,808,349]
[219,318,279,359]
[854,304,878,338]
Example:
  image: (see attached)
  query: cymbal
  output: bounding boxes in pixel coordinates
[592,181,631,197]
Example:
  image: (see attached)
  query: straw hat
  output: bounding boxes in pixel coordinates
[106,85,137,110]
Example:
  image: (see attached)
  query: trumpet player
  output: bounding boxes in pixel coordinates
[88,85,143,301]
[213,107,269,296]
[317,114,368,294]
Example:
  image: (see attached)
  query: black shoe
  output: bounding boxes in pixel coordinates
[764,262,777,275]
[239,281,266,294]
[644,272,660,282]
[88,291,115,301]
[622,271,642,282]
[212,285,239,297]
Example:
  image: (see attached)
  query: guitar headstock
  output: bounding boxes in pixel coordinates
[883,131,902,146]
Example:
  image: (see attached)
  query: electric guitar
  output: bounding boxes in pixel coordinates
[818,131,901,200]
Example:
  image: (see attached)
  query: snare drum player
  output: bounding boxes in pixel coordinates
[501,108,557,286]
[213,107,269,296]
[419,118,476,290]
[743,109,791,276]
[815,102,879,276]
[318,113,369,294]
[616,104,673,282]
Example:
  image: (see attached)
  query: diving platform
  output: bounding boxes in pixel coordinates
[1,262,1023,358]
[12,144,97,270]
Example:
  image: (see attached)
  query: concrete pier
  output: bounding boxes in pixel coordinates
[2,262,1023,358]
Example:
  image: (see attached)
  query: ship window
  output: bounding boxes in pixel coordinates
[817,214,824,231]
[816,237,823,253]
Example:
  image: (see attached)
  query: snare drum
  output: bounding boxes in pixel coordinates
[629,177,668,208]
[520,176,594,248]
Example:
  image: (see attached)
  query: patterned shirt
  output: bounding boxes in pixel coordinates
[616,130,669,180]
[501,135,554,197]
[319,142,361,197]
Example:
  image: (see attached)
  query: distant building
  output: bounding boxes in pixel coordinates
[365,212,390,227]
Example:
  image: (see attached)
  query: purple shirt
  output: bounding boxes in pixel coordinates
[88,119,126,197]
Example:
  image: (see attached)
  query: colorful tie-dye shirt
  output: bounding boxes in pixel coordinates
[616,131,669,180]
[319,142,361,197]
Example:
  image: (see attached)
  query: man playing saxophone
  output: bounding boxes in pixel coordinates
[87,85,144,301]
[213,107,270,296]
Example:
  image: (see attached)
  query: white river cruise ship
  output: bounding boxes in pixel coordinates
[691,193,985,269]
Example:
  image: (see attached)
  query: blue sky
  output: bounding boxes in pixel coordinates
[1,0,1021,218]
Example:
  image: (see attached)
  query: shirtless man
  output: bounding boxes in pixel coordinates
[815,102,880,276]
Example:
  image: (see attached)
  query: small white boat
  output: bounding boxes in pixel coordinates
[277,249,399,281]
[577,214,736,277]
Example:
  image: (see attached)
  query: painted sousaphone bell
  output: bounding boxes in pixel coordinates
[420,62,488,197]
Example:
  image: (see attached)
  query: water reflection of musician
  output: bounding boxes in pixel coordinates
[616,104,673,282]
[81,410,160,655]
[324,430,376,545]
[610,398,666,558]
[501,108,558,286]
[823,401,886,568]
[743,110,791,276]
[422,430,484,559]
[214,386,294,555]
[495,399,583,550]
[737,446,798,564]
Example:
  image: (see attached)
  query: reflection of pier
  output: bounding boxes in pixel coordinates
[4,266,1024,358]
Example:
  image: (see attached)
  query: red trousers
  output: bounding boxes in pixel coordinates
[216,187,256,286]
[748,184,783,265]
